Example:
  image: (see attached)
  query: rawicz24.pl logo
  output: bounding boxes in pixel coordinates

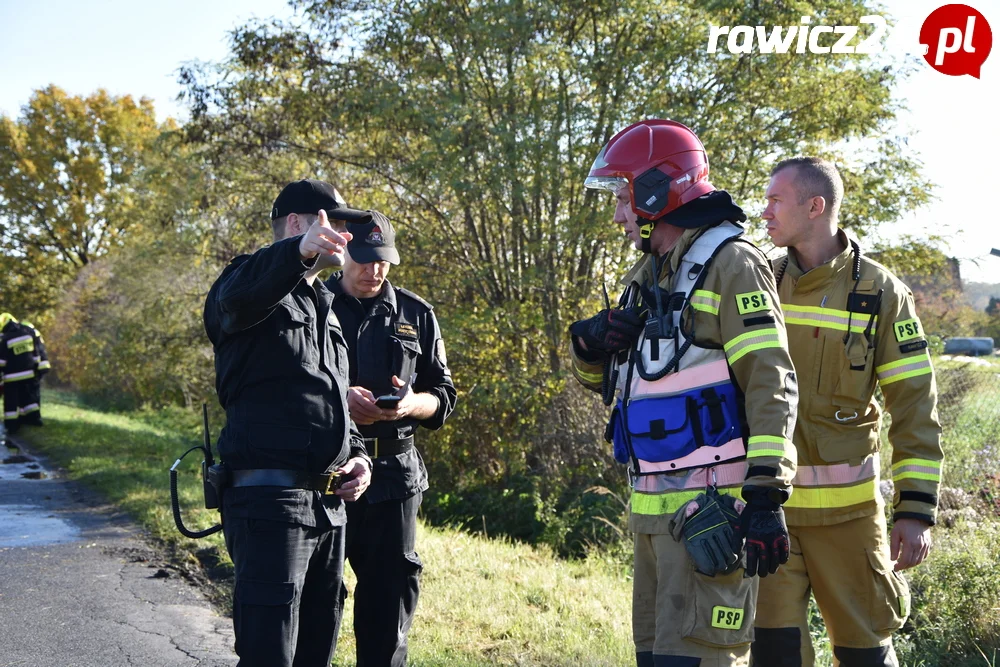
[707,15,888,54]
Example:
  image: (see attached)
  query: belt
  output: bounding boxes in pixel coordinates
[363,436,414,458]
[230,469,343,495]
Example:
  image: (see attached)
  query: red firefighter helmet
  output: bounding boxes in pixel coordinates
[585,119,714,221]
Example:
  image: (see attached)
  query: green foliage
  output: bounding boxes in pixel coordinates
[0,86,165,267]
[46,231,219,408]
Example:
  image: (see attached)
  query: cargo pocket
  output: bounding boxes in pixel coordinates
[233,580,296,654]
[867,548,910,633]
[389,336,421,382]
[280,306,316,367]
[682,567,756,648]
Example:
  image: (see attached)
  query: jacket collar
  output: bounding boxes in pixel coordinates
[327,273,397,314]
[783,229,858,292]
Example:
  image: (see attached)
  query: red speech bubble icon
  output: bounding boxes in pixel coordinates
[919,4,992,78]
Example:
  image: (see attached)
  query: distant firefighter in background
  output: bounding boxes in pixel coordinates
[19,320,50,426]
[0,313,47,435]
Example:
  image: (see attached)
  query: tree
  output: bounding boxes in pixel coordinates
[0,86,164,267]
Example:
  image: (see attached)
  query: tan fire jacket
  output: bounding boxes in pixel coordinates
[773,230,943,527]
[570,225,799,533]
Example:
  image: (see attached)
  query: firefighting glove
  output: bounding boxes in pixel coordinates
[569,308,644,353]
[670,487,743,576]
[736,486,790,578]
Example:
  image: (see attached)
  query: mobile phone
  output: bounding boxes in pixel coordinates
[375,395,402,409]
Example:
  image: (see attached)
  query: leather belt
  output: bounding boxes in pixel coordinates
[363,435,414,458]
[230,469,343,495]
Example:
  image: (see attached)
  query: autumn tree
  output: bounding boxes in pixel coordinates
[0,86,164,267]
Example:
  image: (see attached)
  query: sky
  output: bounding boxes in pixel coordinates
[1,0,998,283]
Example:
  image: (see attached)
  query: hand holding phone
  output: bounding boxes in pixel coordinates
[374,394,402,409]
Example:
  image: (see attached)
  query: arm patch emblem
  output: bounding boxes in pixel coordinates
[894,318,922,342]
[735,291,770,315]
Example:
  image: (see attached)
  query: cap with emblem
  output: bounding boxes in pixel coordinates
[270,179,370,222]
[345,210,400,265]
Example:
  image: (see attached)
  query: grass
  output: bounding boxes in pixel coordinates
[18,388,634,667]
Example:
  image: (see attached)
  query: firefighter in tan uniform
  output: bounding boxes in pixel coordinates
[570,119,800,667]
[752,157,943,667]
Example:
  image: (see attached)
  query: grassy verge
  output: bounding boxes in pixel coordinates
[19,388,634,666]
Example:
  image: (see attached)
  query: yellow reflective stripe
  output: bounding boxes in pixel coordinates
[893,471,941,482]
[892,458,942,471]
[784,478,877,509]
[783,304,876,334]
[691,290,721,316]
[575,368,602,384]
[631,486,742,516]
[724,327,781,364]
[746,435,794,460]
[877,352,932,385]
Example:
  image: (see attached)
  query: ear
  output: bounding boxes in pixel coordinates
[285,212,300,234]
[808,195,827,220]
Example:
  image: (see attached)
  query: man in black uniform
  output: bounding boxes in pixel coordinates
[203,179,374,667]
[326,211,457,667]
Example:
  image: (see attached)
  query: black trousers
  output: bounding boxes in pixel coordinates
[21,379,42,425]
[346,491,423,667]
[3,381,28,433]
[223,516,348,667]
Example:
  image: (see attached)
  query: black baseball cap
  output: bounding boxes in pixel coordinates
[345,210,399,265]
[270,179,370,222]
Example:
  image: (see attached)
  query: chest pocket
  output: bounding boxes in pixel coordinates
[277,306,316,367]
[389,336,421,381]
[816,333,875,411]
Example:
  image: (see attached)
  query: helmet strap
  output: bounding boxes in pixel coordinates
[639,221,655,254]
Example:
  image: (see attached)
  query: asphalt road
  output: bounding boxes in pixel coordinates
[0,435,237,667]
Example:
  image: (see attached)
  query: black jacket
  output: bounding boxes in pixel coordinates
[327,276,457,502]
[204,237,367,527]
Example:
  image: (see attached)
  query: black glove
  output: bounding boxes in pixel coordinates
[735,487,790,578]
[676,487,742,576]
[569,308,644,353]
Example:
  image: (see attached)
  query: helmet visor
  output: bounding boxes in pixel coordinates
[584,143,628,192]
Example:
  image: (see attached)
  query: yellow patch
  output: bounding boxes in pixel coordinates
[893,318,922,342]
[735,291,770,315]
[11,340,34,356]
[711,605,744,630]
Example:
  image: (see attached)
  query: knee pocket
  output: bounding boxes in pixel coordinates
[234,580,296,653]
[866,548,910,633]
[682,568,756,648]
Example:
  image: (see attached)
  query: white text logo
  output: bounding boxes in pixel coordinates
[707,16,888,54]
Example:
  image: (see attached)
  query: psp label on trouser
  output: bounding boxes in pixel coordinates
[712,605,745,630]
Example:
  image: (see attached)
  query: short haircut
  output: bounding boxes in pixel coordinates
[271,212,318,241]
[771,157,844,221]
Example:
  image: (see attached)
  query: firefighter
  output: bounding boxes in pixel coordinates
[752,157,943,667]
[1,313,44,436]
[571,119,799,667]
[326,210,457,667]
[19,320,49,426]
[204,179,373,667]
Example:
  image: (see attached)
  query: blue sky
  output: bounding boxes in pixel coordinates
[1,0,998,282]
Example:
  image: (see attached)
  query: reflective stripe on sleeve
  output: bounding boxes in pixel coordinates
[574,365,603,384]
[892,457,942,482]
[38,360,51,370]
[3,370,35,382]
[746,435,795,460]
[690,290,721,315]
[876,352,933,385]
[723,327,782,364]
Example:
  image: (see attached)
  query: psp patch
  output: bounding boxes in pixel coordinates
[711,605,744,630]
[735,291,770,315]
[894,318,922,342]
[394,322,418,340]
